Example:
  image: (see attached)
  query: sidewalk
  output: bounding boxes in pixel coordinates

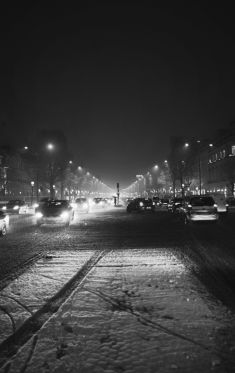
[1,248,235,373]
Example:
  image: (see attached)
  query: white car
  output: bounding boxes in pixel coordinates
[183,196,219,224]
[209,193,228,213]
[0,211,7,236]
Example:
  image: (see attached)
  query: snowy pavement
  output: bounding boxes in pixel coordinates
[0,250,95,344]
[1,248,235,373]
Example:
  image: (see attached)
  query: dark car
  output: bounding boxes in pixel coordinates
[159,198,169,208]
[0,211,7,236]
[152,196,160,206]
[167,198,183,213]
[127,198,155,213]
[35,200,74,226]
[1,199,26,214]
[182,195,218,224]
[74,197,90,213]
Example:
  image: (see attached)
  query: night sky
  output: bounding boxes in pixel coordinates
[1,3,235,188]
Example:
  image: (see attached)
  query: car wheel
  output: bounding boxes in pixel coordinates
[0,225,7,236]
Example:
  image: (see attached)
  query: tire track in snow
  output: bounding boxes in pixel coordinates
[0,248,110,369]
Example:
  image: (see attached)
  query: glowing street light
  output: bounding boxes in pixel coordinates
[46,143,54,151]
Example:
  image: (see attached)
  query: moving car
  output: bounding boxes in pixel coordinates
[167,197,183,213]
[1,199,27,214]
[126,198,155,213]
[182,195,219,224]
[35,200,74,226]
[92,198,107,208]
[74,197,89,213]
[159,198,170,208]
[0,211,7,236]
[209,193,228,213]
[152,196,160,206]
[226,197,235,212]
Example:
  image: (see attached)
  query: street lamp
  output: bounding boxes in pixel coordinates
[47,143,54,151]
[31,181,34,205]
[45,143,56,199]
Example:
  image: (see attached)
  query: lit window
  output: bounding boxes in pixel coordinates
[222,149,226,158]
[232,145,235,155]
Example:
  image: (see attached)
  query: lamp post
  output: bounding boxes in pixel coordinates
[31,181,34,205]
[46,143,55,199]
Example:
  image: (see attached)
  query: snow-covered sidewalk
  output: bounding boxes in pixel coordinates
[1,248,235,373]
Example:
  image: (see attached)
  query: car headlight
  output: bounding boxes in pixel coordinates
[35,212,43,218]
[33,203,39,208]
[139,202,144,207]
[60,211,69,219]
[152,202,155,206]
[2,206,6,210]
[13,205,19,210]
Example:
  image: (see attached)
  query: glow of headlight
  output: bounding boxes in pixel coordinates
[33,203,39,208]
[83,203,88,209]
[2,206,6,210]
[61,211,69,219]
[35,212,43,218]
[139,202,144,207]
[13,205,19,210]
[5,214,9,225]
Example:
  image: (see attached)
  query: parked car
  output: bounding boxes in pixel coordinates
[182,195,219,224]
[126,198,155,213]
[74,197,90,213]
[0,211,7,236]
[1,199,27,214]
[35,200,74,226]
[167,197,183,213]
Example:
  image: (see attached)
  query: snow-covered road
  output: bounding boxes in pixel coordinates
[0,208,235,372]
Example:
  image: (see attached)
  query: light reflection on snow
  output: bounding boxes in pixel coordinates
[98,248,186,274]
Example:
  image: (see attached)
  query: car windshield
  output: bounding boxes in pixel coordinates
[190,197,214,206]
[76,198,87,203]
